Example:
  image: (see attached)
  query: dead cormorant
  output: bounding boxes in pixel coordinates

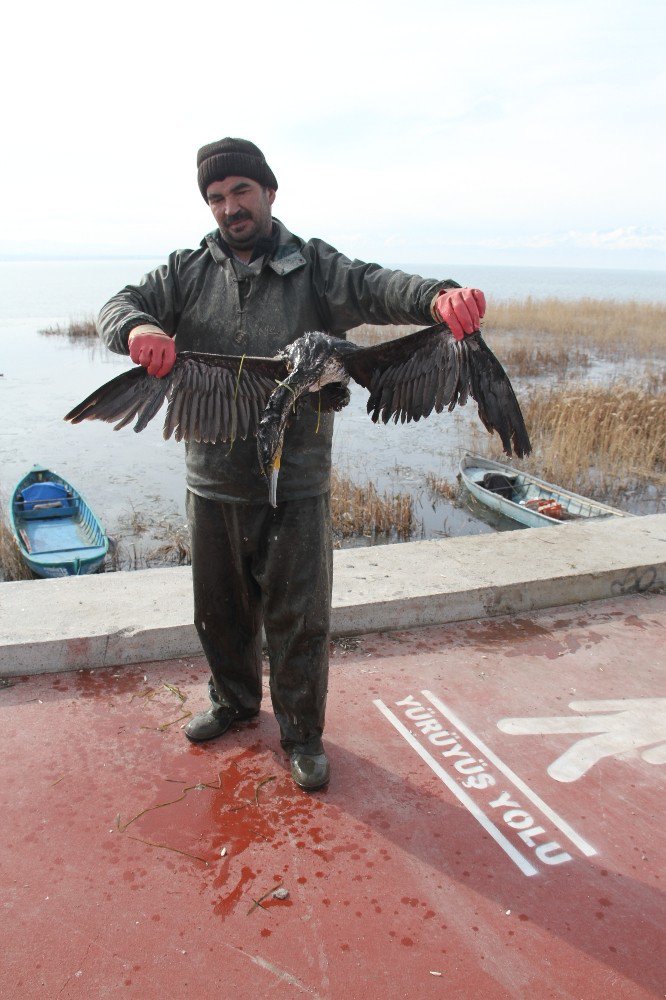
[65,322,531,506]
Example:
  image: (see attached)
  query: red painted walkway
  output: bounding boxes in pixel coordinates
[2,594,664,999]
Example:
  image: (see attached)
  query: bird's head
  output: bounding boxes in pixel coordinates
[257,331,350,506]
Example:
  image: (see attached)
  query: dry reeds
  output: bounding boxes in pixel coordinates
[347,323,420,347]
[0,506,32,581]
[348,300,666,361]
[39,316,98,341]
[330,469,413,540]
[117,507,150,535]
[644,367,666,393]
[104,510,192,572]
[496,343,590,377]
[146,522,191,566]
[425,473,458,501]
[484,381,666,500]
[486,297,666,358]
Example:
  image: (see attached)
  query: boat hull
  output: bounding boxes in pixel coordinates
[459,453,632,528]
[10,467,109,578]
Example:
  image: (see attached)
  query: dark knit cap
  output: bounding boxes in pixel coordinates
[197,138,278,200]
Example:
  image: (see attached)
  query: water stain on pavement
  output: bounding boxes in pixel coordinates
[114,742,329,918]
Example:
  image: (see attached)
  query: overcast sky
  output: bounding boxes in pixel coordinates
[2,0,664,270]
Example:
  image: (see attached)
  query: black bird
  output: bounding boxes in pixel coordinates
[65,322,531,506]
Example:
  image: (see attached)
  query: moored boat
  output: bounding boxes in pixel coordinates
[459,453,632,528]
[10,466,109,578]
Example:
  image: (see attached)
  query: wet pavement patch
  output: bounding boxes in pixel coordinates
[1,593,664,998]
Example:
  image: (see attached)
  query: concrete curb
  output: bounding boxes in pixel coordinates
[1,514,664,676]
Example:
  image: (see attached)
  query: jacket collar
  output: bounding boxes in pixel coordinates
[203,217,306,276]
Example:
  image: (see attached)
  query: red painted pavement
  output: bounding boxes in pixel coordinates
[1,594,664,999]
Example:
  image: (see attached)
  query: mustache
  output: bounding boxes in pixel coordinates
[224,210,252,225]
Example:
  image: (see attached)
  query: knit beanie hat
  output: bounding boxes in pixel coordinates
[197,138,278,200]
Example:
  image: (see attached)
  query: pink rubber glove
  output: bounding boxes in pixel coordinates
[432,287,486,341]
[128,326,176,378]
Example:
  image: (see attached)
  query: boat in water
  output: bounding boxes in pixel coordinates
[10,466,109,578]
[459,453,632,529]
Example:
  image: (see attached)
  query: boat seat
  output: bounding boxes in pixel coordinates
[17,481,75,514]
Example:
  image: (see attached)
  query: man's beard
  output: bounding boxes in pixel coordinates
[221,210,266,250]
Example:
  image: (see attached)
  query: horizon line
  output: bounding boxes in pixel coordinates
[0,253,664,275]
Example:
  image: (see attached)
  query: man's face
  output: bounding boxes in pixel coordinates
[206,176,275,251]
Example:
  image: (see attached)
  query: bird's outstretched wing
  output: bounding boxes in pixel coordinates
[343,323,531,458]
[464,334,532,458]
[65,351,287,444]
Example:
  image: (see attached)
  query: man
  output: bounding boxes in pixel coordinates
[98,137,485,791]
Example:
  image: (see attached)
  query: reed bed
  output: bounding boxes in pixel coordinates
[350,299,666,367]
[425,473,458,501]
[0,506,32,581]
[494,343,591,377]
[474,381,665,502]
[330,469,413,540]
[39,316,98,341]
[101,474,414,571]
[485,297,666,358]
[104,513,191,572]
[349,323,419,347]
[644,366,666,393]
[350,322,592,377]
[146,522,191,566]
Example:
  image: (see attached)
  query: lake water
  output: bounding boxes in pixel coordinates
[1,258,664,569]
[0,258,664,322]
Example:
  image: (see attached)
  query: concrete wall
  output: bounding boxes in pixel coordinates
[1,514,664,676]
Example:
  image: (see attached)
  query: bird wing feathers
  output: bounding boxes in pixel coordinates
[65,351,287,445]
[463,334,532,458]
[343,322,531,458]
[66,328,531,460]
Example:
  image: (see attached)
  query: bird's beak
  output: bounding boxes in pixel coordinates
[268,445,282,508]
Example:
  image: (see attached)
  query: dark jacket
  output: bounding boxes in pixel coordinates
[97,219,459,503]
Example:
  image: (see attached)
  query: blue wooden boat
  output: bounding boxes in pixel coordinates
[10,467,109,578]
[459,453,632,528]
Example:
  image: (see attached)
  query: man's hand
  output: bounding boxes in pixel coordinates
[432,288,486,341]
[128,325,176,378]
